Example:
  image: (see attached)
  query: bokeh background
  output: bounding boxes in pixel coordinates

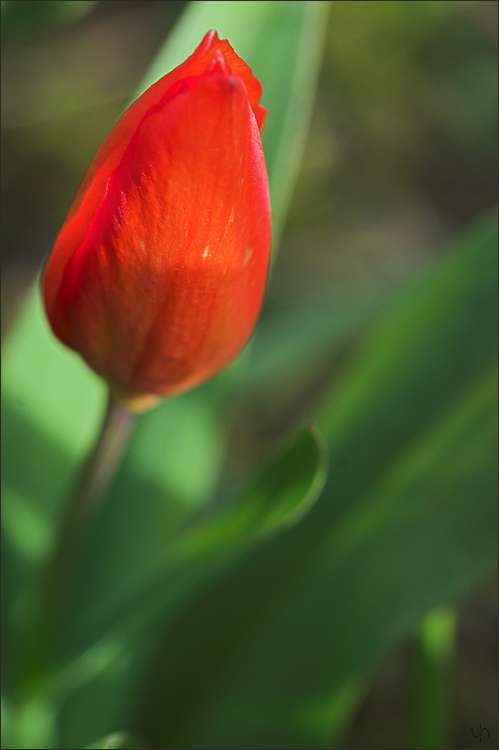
[2,2,497,748]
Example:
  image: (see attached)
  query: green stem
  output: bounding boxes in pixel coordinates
[49,392,135,586]
[413,606,457,749]
[20,391,136,697]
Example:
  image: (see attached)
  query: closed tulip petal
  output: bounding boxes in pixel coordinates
[42,32,271,407]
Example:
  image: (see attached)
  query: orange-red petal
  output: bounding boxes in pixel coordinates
[42,41,270,401]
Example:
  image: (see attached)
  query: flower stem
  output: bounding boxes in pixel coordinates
[49,392,136,585]
[20,391,136,696]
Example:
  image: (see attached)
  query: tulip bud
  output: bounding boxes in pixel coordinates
[42,30,271,411]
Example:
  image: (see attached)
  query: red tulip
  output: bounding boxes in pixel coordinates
[42,30,271,411]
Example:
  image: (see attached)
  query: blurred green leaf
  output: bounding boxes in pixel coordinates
[243,289,385,389]
[41,425,326,747]
[414,606,457,749]
[1,695,57,750]
[1,0,98,35]
[1,694,13,750]
[131,215,498,748]
[85,730,145,749]
[1,287,106,704]
[53,425,326,661]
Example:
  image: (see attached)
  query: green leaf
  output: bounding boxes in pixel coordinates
[242,289,385,389]
[1,286,106,701]
[131,215,498,749]
[53,425,326,659]
[1,695,57,750]
[85,731,146,749]
[413,606,457,750]
[43,425,326,748]
[2,414,326,747]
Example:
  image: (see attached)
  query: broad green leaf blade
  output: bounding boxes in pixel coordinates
[132,215,498,749]
[172,423,328,561]
[58,425,325,662]
[1,695,57,750]
[242,289,385,389]
[46,426,326,748]
[85,731,146,749]
[2,287,105,463]
[1,288,106,702]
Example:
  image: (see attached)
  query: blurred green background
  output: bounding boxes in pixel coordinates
[1,2,497,749]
